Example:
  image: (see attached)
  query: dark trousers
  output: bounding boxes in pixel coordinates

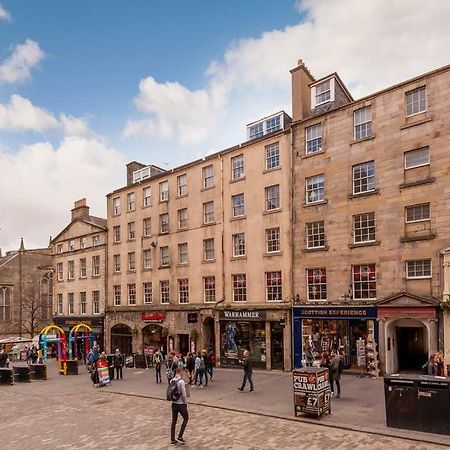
[195,369,207,385]
[330,379,341,395]
[155,364,162,383]
[240,372,254,391]
[115,366,123,379]
[207,365,213,379]
[171,403,189,441]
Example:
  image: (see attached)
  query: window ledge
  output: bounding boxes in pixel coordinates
[176,228,189,233]
[230,176,246,184]
[113,271,121,275]
[142,204,152,209]
[158,232,170,236]
[67,278,75,282]
[399,177,435,190]
[230,256,247,261]
[176,194,188,199]
[113,241,121,245]
[302,246,329,253]
[348,189,380,199]
[263,166,282,174]
[126,270,136,274]
[142,268,152,272]
[142,235,152,240]
[401,234,436,243]
[127,209,136,214]
[263,208,282,215]
[159,200,169,204]
[79,276,87,280]
[350,135,375,146]
[202,222,217,227]
[349,240,380,249]
[201,186,215,192]
[401,116,432,130]
[303,200,328,208]
[263,252,283,257]
[302,149,325,159]
[230,215,246,222]
[177,263,189,268]
[126,239,136,243]
[158,265,171,270]
[91,275,101,279]
[202,259,216,264]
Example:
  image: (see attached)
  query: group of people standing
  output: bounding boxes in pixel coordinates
[424,352,445,376]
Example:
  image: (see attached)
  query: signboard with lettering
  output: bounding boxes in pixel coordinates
[142,313,166,323]
[377,307,436,319]
[293,367,331,418]
[187,313,198,323]
[294,306,376,320]
[220,310,266,321]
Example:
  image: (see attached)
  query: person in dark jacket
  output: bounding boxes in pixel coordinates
[329,351,342,398]
[113,348,124,380]
[186,353,195,384]
[427,353,439,375]
[238,349,254,393]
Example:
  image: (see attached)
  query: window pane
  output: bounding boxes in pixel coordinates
[404,147,430,169]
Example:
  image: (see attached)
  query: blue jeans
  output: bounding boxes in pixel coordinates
[155,364,161,383]
[240,372,254,391]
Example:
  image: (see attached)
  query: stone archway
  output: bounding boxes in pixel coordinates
[203,317,215,351]
[111,323,132,355]
[142,324,165,355]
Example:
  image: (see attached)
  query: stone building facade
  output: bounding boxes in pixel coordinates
[0,239,52,339]
[52,199,107,347]
[290,61,450,374]
[105,111,293,370]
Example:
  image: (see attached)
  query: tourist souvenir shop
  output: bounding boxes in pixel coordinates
[292,306,378,369]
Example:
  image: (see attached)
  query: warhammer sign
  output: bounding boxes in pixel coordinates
[141,313,166,323]
[220,310,266,321]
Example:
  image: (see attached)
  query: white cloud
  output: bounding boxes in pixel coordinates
[0,137,125,251]
[0,4,11,21]
[123,0,450,149]
[0,39,45,85]
[0,95,99,138]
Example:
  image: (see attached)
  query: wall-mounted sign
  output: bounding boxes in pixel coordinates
[294,306,377,319]
[142,312,166,323]
[220,310,266,321]
[377,307,436,319]
[187,313,198,323]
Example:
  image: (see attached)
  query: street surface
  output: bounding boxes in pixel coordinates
[0,361,449,449]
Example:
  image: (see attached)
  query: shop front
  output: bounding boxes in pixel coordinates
[53,315,104,351]
[292,306,377,369]
[218,308,290,370]
[142,313,166,357]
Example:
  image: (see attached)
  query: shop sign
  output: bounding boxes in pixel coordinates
[220,310,266,321]
[53,316,104,328]
[142,312,166,323]
[377,307,436,319]
[187,313,198,323]
[294,306,376,319]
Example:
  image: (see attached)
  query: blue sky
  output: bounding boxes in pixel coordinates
[0,0,449,251]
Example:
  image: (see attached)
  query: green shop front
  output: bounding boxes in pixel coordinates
[292,306,378,369]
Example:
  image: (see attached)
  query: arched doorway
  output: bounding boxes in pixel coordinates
[203,317,215,352]
[111,324,132,355]
[143,324,165,355]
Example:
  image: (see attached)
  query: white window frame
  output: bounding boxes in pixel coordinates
[143,187,152,207]
[178,242,188,265]
[306,174,324,204]
[203,276,216,303]
[56,262,63,281]
[160,280,170,304]
[178,278,189,304]
[232,193,245,217]
[159,180,169,202]
[113,225,121,243]
[203,201,214,224]
[265,143,280,170]
[177,174,187,197]
[404,147,430,170]
[405,203,430,223]
[306,221,325,249]
[405,86,427,117]
[80,237,87,249]
[80,258,87,278]
[311,78,334,108]
[352,161,375,195]
[232,233,245,257]
[265,184,280,211]
[68,293,74,315]
[143,249,152,269]
[127,192,136,212]
[128,222,136,240]
[128,252,136,271]
[69,239,75,251]
[113,197,121,216]
[231,154,245,180]
[113,285,121,306]
[57,293,63,315]
[143,218,151,237]
[160,246,170,267]
[160,213,169,234]
[305,124,322,154]
[353,212,376,244]
[92,291,100,314]
[232,274,247,302]
[306,268,327,302]
[79,292,87,315]
[203,238,215,261]
[266,227,280,253]
[202,165,214,189]
[127,283,136,305]
[143,282,153,304]
[352,264,377,300]
[177,208,188,230]
[93,235,100,246]
[266,271,282,302]
[353,106,372,140]
[406,259,432,279]
[113,254,121,273]
[68,260,75,280]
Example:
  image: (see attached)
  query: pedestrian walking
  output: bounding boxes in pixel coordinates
[208,349,216,380]
[0,348,8,368]
[166,351,178,384]
[154,348,163,383]
[238,349,254,393]
[186,353,195,384]
[194,352,206,388]
[114,348,124,380]
[168,366,189,445]
[329,351,342,398]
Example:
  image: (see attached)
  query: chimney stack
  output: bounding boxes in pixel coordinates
[290,59,315,122]
[71,198,90,221]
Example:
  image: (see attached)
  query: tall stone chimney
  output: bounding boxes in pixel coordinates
[71,198,90,221]
[291,59,315,121]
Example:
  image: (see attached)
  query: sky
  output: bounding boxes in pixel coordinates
[0,0,449,252]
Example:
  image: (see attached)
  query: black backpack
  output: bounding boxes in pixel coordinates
[166,378,182,402]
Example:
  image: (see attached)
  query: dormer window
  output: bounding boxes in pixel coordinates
[311,77,338,109]
[249,122,263,140]
[315,80,331,105]
[247,112,286,141]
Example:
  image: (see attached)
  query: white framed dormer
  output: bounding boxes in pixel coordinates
[311,76,335,109]
[247,111,286,141]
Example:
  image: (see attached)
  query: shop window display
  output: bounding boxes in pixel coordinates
[302,318,375,370]
[220,321,266,369]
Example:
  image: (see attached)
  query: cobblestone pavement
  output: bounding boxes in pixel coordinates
[0,387,444,450]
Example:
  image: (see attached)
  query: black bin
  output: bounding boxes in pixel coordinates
[107,354,115,380]
[417,378,450,435]
[13,366,31,382]
[65,359,79,375]
[384,376,418,430]
[0,368,13,385]
[134,354,146,369]
[29,364,47,380]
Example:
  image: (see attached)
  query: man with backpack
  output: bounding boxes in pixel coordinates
[167,367,189,445]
